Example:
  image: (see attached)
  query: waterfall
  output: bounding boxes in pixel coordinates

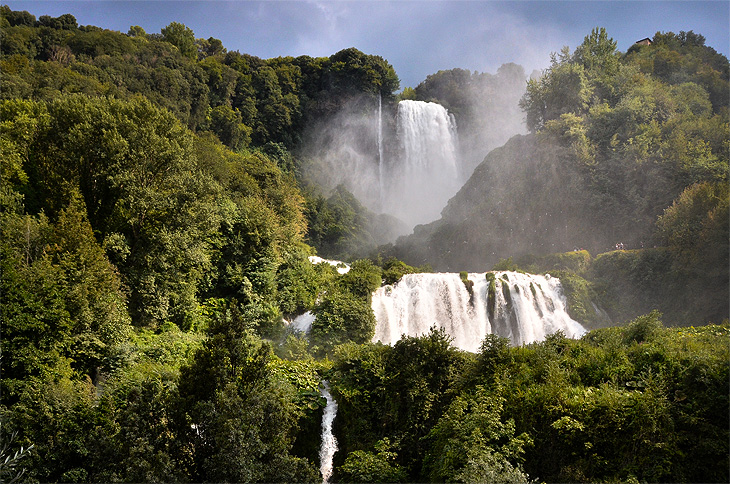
[382,100,460,227]
[289,311,315,333]
[372,271,586,351]
[309,255,351,274]
[319,381,338,484]
[378,94,384,208]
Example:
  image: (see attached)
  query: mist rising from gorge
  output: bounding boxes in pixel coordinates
[298,63,529,246]
[414,63,529,181]
[299,94,384,214]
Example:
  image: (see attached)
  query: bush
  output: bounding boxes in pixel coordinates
[311,291,376,350]
[381,257,419,285]
[623,310,664,344]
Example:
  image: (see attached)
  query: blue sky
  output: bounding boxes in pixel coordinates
[5,1,729,88]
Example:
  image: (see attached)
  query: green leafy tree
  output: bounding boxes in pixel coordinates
[328,47,400,97]
[520,55,592,132]
[573,27,621,102]
[340,259,382,300]
[423,387,532,483]
[2,7,36,27]
[339,438,407,483]
[2,95,221,327]
[208,104,251,150]
[656,181,729,262]
[0,210,73,396]
[48,192,131,380]
[311,290,376,349]
[38,13,77,30]
[176,303,318,482]
[161,22,196,59]
[126,25,147,38]
[275,248,326,316]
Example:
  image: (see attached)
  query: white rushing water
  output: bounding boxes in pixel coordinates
[382,100,460,227]
[309,256,351,274]
[289,311,315,333]
[372,271,586,351]
[377,93,385,208]
[319,381,338,484]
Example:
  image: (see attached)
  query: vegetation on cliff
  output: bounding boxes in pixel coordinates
[0,9,727,483]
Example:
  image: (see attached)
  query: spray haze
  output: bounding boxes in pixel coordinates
[385,100,461,227]
[301,94,383,213]
[413,64,528,179]
[301,64,529,247]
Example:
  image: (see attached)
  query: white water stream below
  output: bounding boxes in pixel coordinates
[319,381,338,484]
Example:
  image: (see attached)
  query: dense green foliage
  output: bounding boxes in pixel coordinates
[503,242,727,328]
[304,184,406,260]
[1,8,727,482]
[328,320,729,483]
[0,7,399,481]
[0,7,399,151]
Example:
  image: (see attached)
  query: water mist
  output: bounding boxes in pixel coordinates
[382,100,461,227]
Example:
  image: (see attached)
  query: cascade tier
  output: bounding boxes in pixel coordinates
[372,271,586,351]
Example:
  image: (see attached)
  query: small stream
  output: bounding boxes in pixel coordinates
[319,381,338,484]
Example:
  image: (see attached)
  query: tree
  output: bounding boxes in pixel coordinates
[311,290,376,349]
[4,95,221,327]
[0,211,72,396]
[3,8,36,27]
[520,57,592,132]
[423,387,531,483]
[339,438,407,483]
[340,259,382,300]
[38,14,78,30]
[48,192,131,380]
[573,27,619,78]
[127,25,147,38]
[328,47,400,97]
[196,36,225,59]
[161,22,196,59]
[175,305,318,482]
[573,27,620,102]
[656,181,729,261]
[208,104,251,150]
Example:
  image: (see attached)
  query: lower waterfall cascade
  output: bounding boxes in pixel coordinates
[319,381,338,484]
[372,271,586,351]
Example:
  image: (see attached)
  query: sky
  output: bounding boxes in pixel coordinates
[5,0,729,88]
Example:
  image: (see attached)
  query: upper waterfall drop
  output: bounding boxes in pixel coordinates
[372,271,586,352]
[378,93,385,208]
[382,100,461,227]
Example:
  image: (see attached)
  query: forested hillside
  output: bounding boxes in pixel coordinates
[1,8,728,483]
[0,8,395,482]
